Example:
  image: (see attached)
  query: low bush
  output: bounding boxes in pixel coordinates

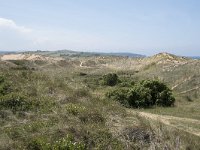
[106,80,175,108]
[27,135,85,150]
[79,72,87,76]
[106,88,129,107]
[101,73,119,86]
[0,93,32,112]
[128,85,152,108]
[139,80,175,107]
[0,76,11,96]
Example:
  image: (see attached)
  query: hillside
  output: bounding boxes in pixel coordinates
[0,52,200,149]
[1,52,200,100]
[24,50,146,58]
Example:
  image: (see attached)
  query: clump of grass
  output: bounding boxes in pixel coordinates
[73,88,91,98]
[134,114,200,149]
[27,135,85,150]
[79,110,105,124]
[66,103,86,115]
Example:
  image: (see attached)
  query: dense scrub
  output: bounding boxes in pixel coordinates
[106,80,175,108]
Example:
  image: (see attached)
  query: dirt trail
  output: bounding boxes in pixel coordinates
[127,110,200,137]
[171,76,192,90]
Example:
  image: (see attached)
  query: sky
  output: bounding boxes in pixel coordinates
[0,0,200,56]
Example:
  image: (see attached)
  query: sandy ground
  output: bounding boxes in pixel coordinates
[0,54,64,61]
[108,109,200,139]
[133,110,200,137]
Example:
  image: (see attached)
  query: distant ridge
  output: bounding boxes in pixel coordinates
[26,50,146,58]
[190,56,200,59]
[0,51,16,54]
[84,52,146,58]
[58,50,146,58]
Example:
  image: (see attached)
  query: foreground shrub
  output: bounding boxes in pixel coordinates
[0,76,11,96]
[106,80,175,108]
[27,135,85,150]
[0,93,32,112]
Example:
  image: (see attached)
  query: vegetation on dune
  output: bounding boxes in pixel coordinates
[0,53,200,149]
[0,69,125,149]
[27,135,85,150]
[106,79,175,108]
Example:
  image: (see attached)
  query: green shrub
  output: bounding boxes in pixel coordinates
[139,80,175,107]
[106,88,129,107]
[27,138,47,150]
[0,93,32,112]
[27,135,85,150]
[127,85,152,108]
[102,73,119,86]
[106,80,175,108]
[79,72,87,76]
[0,76,11,96]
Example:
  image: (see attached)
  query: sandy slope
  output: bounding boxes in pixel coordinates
[0,54,64,62]
[132,110,200,137]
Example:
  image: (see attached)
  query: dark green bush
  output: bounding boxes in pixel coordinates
[27,138,46,150]
[106,80,175,108]
[79,72,87,76]
[106,88,129,107]
[127,85,152,108]
[139,80,175,107]
[0,76,11,96]
[0,93,32,112]
[102,73,119,86]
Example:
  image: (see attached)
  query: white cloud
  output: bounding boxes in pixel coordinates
[0,17,120,52]
[0,18,32,33]
[0,17,107,51]
[0,17,36,50]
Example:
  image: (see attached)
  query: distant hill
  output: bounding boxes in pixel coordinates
[26,50,146,58]
[190,56,200,59]
[96,52,146,58]
[0,51,16,54]
[1,51,200,100]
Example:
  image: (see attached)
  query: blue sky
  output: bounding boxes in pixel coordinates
[0,0,200,56]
